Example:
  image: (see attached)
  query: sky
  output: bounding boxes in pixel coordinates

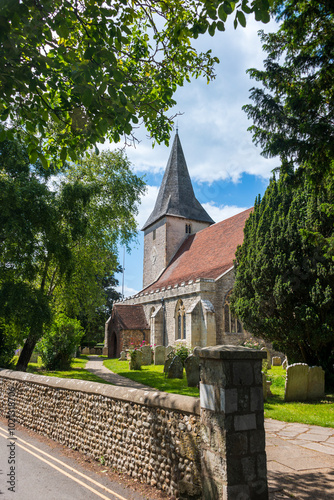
[111,15,280,297]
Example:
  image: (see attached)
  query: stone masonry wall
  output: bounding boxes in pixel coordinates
[120,329,150,351]
[0,371,201,498]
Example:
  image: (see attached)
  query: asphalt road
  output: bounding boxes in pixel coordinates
[0,421,148,500]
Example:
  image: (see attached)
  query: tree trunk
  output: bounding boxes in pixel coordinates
[16,334,39,372]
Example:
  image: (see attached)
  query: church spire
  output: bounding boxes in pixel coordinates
[142,133,214,230]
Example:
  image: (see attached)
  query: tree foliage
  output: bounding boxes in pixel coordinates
[36,314,84,370]
[0,136,144,370]
[0,0,272,163]
[243,0,334,179]
[231,168,334,382]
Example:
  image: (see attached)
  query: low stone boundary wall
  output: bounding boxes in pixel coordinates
[0,346,269,499]
[0,371,201,498]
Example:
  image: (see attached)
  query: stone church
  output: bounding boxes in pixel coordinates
[105,132,252,358]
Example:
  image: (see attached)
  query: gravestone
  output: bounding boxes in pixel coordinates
[272,356,281,366]
[261,347,271,369]
[185,354,200,387]
[308,366,325,399]
[192,346,201,357]
[165,346,174,359]
[167,355,183,379]
[285,363,309,401]
[164,357,173,375]
[119,351,127,361]
[90,348,96,354]
[282,357,288,369]
[141,345,152,365]
[82,347,90,355]
[102,347,108,356]
[154,346,166,365]
[129,350,142,370]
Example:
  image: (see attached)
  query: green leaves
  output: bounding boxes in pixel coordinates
[231,168,334,378]
[244,1,334,180]
[0,0,271,161]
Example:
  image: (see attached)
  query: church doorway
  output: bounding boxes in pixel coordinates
[110,332,118,358]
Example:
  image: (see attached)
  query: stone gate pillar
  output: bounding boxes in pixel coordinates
[198,345,268,500]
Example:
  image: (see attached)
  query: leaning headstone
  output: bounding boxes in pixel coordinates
[129,350,142,370]
[192,346,201,357]
[307,366,325,399]
[261,347,271,369]
[282,357,288,369]
[164,357,173,375]
[141,345,152,365]
[154,346,166,365]
[165,346,174,360]
[285,363,309,401]
[184,354,200,387]
[119,351,127,361]
[167,355,183,379]
[82,347,90,355]
[272,356,282,366]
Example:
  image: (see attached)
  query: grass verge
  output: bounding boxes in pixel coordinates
[103,358,199,397]
[26,356,112,385]
[264,366,334,427]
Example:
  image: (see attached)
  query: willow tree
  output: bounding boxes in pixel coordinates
[0,137,145,370]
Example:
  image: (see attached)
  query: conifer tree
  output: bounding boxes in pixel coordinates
[243,0,334,181]
[231,168,334,383]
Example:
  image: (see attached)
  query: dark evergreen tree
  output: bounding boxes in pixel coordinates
[231,168,334,384]
[243,0,334,181]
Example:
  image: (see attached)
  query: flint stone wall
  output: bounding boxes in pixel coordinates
[0,346,268,500]
[0,370,200,498]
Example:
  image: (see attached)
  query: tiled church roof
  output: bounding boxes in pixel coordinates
[142,132,214,230]
[113,304,149,330]
[143,208,253,292]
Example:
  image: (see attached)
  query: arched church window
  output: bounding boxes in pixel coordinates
[176,300,186,340]
[223,292,243,334]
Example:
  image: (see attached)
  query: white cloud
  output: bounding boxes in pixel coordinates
[115,284,139,297]
[135,185,159,229]
[100,16,280,184]
[202,202,250,223]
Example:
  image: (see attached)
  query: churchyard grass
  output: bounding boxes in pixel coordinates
[25,356,112,385]
[103,359,200,397]
[264,366,334,428]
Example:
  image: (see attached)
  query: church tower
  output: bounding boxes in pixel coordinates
[142,131,215,288]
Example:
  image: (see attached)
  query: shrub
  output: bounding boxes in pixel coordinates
[37,314,84,370]
[174,343,192,365]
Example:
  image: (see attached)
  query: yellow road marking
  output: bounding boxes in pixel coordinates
[0,428,128,500]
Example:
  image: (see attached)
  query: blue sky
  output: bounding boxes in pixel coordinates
[110,15,280,296]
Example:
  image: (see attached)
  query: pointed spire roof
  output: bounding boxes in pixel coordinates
[142,132,215,230]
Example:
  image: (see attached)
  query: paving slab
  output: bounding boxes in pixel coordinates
[266,418,334,499]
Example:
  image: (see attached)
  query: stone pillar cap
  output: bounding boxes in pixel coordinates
[198,345,267,360]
